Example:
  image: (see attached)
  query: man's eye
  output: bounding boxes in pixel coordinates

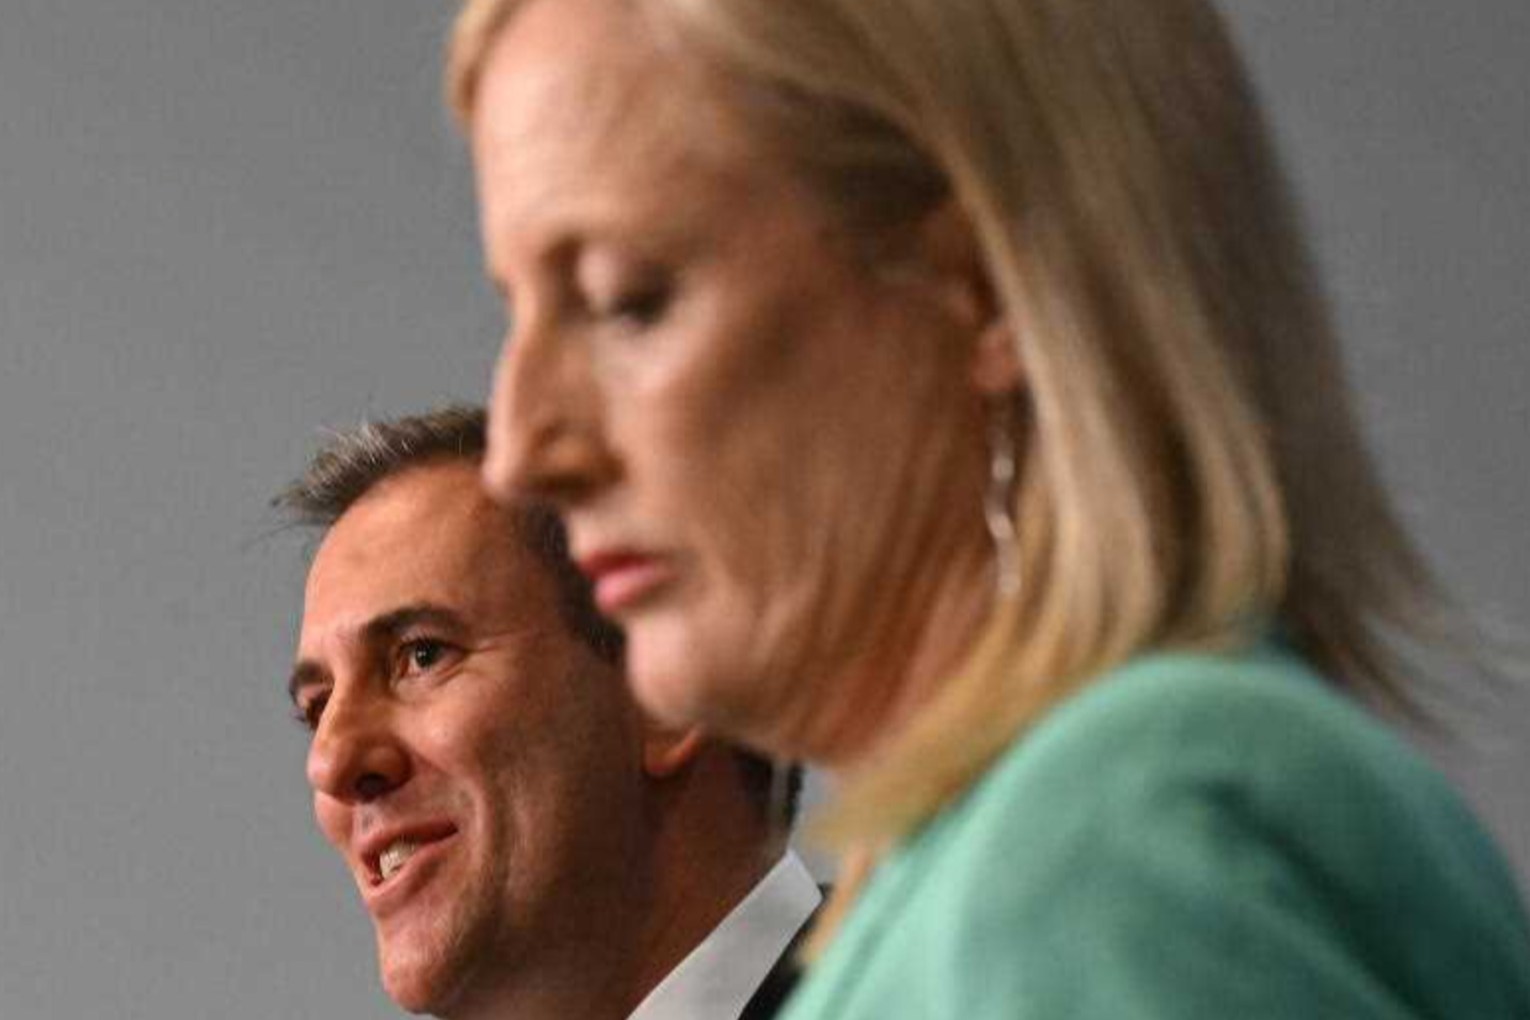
[293,693,328,732]
[400,638,452,675]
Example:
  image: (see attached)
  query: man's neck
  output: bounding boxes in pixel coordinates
[628,841,781,1006]
[440,777,780,1020]
[442,853,778,1020]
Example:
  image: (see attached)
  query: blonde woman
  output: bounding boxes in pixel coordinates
[448,0,1530,1015]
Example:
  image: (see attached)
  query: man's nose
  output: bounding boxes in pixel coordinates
[481,317,618,507]
[306,689,410,804]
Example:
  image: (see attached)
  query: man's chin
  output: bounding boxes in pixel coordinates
[376,925,471,1016]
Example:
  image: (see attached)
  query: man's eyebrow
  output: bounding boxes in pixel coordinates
[286,603,467,706]
[364,603,467,645]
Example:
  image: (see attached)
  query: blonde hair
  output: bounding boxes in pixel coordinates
[449,0,1489,943]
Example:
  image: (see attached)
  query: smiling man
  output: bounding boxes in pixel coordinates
[279,406,820,1020]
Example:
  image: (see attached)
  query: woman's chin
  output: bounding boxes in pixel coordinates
[625,621,715,728]
[626,614,772,742]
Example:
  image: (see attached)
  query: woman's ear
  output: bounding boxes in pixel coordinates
[970,317,1024,397]
[913,201,1024,397]
[642,724,707,778]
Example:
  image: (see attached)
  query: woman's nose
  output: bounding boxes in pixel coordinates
[481,319,619,507]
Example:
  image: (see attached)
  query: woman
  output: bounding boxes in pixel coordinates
[449,0,1530,1015]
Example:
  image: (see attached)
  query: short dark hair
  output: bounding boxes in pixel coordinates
[276,405,800,825]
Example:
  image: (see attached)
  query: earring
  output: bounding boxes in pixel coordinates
[984,396,1021,600]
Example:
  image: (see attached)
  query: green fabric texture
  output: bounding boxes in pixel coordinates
[782,644,1530,1019]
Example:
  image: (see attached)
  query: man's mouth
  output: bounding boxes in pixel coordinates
[378,839,423,883]
[361,824,458,889]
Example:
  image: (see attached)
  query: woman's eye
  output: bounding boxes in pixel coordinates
[606,282,671,326]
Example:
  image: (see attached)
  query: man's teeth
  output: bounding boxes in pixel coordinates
[379,840,421,881]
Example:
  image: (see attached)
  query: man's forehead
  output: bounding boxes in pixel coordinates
[337,459,491,531]
[298,463,520,636]
[321,461,502,556]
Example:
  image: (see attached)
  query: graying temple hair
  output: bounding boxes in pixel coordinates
[276,405,489,527]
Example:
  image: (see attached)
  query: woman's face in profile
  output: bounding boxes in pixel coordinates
[471,0,1002,760]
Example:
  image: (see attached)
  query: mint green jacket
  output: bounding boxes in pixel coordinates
[783,645,1530,1018]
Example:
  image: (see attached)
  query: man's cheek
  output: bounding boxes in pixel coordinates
[314,798,349,851]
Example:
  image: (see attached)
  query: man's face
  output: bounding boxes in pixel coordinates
[291,460,650,1015]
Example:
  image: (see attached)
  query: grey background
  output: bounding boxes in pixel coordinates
[1,1,1525,1017]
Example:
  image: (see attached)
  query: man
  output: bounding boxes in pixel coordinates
[280,406,820,1019]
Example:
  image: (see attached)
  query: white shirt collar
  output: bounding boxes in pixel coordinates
[627,850,822,1020]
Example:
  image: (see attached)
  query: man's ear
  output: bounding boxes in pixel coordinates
[913,200,1024,398]
[642,723,707,779]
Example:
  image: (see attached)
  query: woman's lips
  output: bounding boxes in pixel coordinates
[577,550,674,615]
